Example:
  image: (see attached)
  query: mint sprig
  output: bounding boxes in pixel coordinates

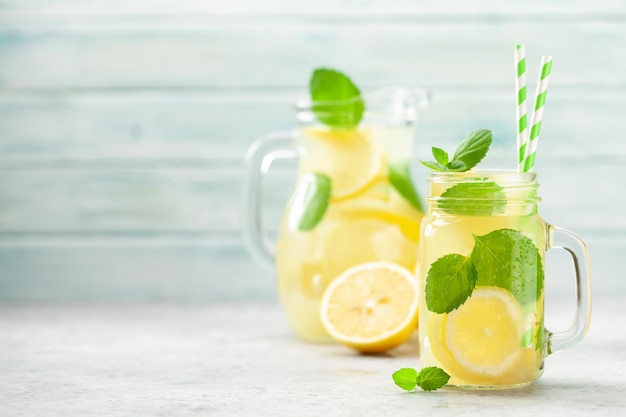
[420,129,492,172]
[393,367,450,392]
[309,68,364,129]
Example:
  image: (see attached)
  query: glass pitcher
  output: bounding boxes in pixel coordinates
[243,88,429,342]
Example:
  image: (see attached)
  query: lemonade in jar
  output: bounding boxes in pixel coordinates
[390,47,591,391]
[418,168,547,387]
[244,69,428,342]
[415,130,591,388]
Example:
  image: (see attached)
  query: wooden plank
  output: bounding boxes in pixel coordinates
[0,237,275,301]
[0,0,623,16]
[0,158,621,234]
[0,231,617,301]
[1,91,624,161]
[0,91,295,161]
[0,22,624,89]
[0,168,255,233]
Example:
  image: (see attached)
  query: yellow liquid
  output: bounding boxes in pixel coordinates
[275,126,423,341]
[418,211,547,388]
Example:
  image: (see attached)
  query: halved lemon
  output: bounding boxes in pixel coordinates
[320,261,418,353]
[429,286,525,383]
[299,127,382,200]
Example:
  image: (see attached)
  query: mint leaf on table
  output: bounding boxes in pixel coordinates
[290,172,332,231]
[425,253,477,314]
[438,179,506,216]
[420,129,492,172]
[393,367,449,392]
[415,367,451,391]
[388,161,424,212]
[471,228,544,306]
[309,68,364,129]
[392,368,418,391]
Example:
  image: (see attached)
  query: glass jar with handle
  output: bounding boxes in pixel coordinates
[418,170,592,388]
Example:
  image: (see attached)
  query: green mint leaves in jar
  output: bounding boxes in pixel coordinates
[425,228,545,314]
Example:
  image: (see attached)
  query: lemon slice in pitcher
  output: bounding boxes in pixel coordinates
[299,127,382,199]
[320,217,417,288]
[429,286,524,382]
[320,261,419,353]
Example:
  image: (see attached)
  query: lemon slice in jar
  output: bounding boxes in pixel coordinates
[429,286,525,383]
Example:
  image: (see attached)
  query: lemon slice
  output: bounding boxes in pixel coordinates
[429,286,524,382]
[299,127,382,199]
[496,347,542,385]
[320,261,418,353]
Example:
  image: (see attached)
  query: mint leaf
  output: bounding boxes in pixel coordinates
[471,229,544,306]
[420,160,448,171]
[520,328,534,348]
[309,68,364,129]
[392,367,449,392]
[425,253,477,314]
[415,367,450,391]
[446,160,467,172]
[537,322,546,352]
[438,179,506,216]
[392,367,418,391]
[290,172,331,231]
[420,129,491,173]
[388,161,424,212]
[432,147,449,166]
[451,129,492,170]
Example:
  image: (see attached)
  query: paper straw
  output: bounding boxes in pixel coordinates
[515,44,529,171]
[521,55,553,173]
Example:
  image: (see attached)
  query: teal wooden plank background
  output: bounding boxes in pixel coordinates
[0,0,625,301]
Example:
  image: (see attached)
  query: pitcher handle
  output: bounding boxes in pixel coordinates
[242,132,298,272]
[545,225,593,354]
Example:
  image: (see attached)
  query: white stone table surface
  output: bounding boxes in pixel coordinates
[1,296,625,416]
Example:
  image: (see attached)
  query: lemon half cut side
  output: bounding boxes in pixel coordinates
[320,261,418,353]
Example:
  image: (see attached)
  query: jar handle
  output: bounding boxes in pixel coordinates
[242,133,298,272]
[545,225,593,354]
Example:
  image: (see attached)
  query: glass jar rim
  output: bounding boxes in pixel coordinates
[426,169,541,207]
[428,169,538,184]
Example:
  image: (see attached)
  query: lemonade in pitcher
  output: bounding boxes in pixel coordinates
[276,123,423,341]
[243,68,428,342]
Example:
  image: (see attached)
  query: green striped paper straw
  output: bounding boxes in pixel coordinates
[515,44,529,171]
[521,55,553,173]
